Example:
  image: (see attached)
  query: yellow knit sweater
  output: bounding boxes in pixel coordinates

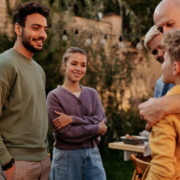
[146,85,180,180]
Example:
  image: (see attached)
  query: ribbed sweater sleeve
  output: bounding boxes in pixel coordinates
[0,81,12,165]
[0,56,15,165]
[47,92,99,144]
[71,91,107,125]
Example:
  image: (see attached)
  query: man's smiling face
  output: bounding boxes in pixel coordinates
[21,13,48,53]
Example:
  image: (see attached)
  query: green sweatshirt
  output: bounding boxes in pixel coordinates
[0,48,48,165]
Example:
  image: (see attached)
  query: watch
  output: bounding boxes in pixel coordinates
[2,158,15,171]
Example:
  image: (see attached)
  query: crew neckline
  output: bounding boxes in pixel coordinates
[11,48,33,65]
[57,85,84,100]
[72,91,81,98]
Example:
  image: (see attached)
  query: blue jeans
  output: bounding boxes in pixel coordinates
[50,147,106,180]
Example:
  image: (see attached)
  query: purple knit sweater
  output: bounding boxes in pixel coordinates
[47,85,107,150]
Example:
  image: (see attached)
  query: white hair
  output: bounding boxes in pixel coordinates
[144,25,160,51]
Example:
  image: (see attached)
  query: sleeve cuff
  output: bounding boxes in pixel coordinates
[0,150,12,165]
[71,116,80,125]
[95,125,99,137]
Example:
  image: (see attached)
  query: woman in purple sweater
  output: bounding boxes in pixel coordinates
[47,47,107,180]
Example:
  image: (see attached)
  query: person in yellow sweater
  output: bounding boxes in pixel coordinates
[145,29,180,180]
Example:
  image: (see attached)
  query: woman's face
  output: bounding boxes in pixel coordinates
[147,33,164,63]
[64,53,87,83]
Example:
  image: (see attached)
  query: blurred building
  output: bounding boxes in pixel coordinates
[0,0,16,36]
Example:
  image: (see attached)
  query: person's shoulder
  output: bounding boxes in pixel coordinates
[0,49,12,57]
[82,86,100,100]
[0,49,15,66]
[0,49,18,87]
[166,85,180,96]
[82,86,98,94]
[0,49,17,73]
[47,86,63,99]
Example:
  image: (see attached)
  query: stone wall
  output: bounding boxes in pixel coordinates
[0,0,16,36]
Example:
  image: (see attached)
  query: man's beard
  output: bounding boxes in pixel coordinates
[21,28,43,53]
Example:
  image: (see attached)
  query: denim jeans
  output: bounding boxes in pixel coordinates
[50,147,106,180]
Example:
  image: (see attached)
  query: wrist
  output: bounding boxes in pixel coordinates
[98,125,100,133]
[3,160,11,165]
[69,116,73,123]
[2,158,15,171]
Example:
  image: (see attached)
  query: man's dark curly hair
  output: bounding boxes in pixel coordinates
[13,1,50,28]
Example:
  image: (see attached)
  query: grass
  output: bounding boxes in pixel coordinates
[101,149,135,180]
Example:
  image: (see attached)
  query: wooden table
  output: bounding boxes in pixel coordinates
[108,141,146,161]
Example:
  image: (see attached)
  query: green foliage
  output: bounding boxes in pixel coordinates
[102,150,135,180]
[0,33,15,52]
[103,0,162,34]
[48,0,102,20]
[5,0,13,18]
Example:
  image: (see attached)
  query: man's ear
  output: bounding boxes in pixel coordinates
[14,23,22,36]
[173,62,180,75]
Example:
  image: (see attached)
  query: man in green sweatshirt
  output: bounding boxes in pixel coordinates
[0,2,51,180]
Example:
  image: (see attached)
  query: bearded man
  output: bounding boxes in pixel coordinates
[0,2,51,180]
